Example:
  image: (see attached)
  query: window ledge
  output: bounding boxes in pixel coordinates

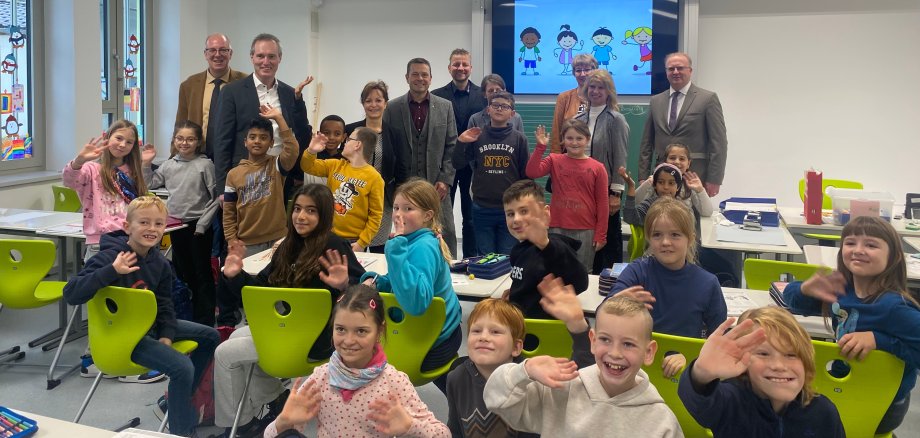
[0,170,62,189]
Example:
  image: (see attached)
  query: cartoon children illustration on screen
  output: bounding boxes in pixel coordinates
[591,27,617,71]
[554,24,584,75]
[518,26,543,76]
[622,26,653,74]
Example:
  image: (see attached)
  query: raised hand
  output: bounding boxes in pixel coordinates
[537,274,588,333]
[318,249,349,290]
[112,251,139,274]
[458,127,482,143]
[613,285,656,310]
[838,331,877,361]
[274,378,322,433]
[259,103,283,122]
[222,239,247,278]
[367,393,413,436]
[684,171,704,193]
[141,143,157,165]
[307,131,328,154]
[294,76,315,100]
[692,318,766,384]
[523,355,579,389]
[801,271,847,303]
[617,166,636,194]
[74,134,108,168]
[662,353,687,378]
[534,125,550,146]
[392,215,406,236]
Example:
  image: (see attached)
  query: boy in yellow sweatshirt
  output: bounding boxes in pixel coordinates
[301,126,384,252]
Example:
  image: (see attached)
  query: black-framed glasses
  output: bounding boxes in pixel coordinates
[490,103,513,112]
[204,48,232,55]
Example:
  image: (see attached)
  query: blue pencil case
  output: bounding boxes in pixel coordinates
[466,254,511,279]
[0,407,38,438]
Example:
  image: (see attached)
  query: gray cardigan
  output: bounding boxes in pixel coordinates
[576,106,629,190]
[145,154,220,234]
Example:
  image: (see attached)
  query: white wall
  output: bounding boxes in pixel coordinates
[697,0,920,207]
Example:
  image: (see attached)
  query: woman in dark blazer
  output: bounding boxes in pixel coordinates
[344,80,411,253]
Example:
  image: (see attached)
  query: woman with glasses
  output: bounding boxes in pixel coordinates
[574,70,629,273]
[343,80,411,253]
[467,74,524,132]
[549,54,598,153]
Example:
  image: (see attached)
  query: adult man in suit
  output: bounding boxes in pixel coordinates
[213,33,311,195]
[432,48,486,257]
[175,33,247,159]
[639,52,727,196]
[383,58,458,254]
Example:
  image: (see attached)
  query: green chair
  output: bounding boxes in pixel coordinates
[0,239,79,389]
[521,319,573,359]
[796,178,863,243]
[51,185,82,212]
[73,286,198,432]
[642,332,712,438]
[627,224,646,261]
[812,340,904,438]
[229,287,332,437]
[379,292,457,386]
[743,259,827,291]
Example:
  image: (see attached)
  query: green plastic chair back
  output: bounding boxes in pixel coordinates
[797,178,863,210]
[627,224,646,261]
[521,319,573,359]
[642,332,712,438]
[0,239,65,309]
[242,286,332,378]
[743,259,827,291]
[52,185,82,213]
[379,292,457,386]
[87,286,197,376]
[812,340,903,438]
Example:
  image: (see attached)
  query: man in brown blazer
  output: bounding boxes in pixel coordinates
[175,33,247,158]
[639,52,727,196]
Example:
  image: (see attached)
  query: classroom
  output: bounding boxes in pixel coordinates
[1,0,919,436]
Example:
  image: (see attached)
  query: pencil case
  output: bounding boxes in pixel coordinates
[0,407,38,438]
[466,253,511,279]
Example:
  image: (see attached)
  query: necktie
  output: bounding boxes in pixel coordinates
[668,91,680,131]
[205,78,224,159]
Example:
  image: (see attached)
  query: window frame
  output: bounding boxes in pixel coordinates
[0,0,45,173]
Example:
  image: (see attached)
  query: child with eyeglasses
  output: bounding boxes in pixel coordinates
[456,91,530,255]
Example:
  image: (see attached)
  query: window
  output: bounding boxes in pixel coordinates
[100,0,147,140]
[0,0,35,168]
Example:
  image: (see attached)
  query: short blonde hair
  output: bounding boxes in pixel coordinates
[126,195,167,222]
[596,296,653,340]
[468,298,526,342]
[644,196,698,263]
[578,69,619,111]
[737,307,817,406]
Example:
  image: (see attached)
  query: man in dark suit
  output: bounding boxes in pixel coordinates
[639,52,727,196]
[432,48,486,257]
[383,58,458,254]
[175,33,247,158]
[213,33,311,194]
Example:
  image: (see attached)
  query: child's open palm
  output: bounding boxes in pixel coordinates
[221,239,247,278]
[458,127,482,143]
[318,249,349,291]
[538,274,589,333]
[684,171,704,193]
[801,270,847,303]
[307,131,328,154]
[693,318,766,382]
[524,356,579,389]
[75,135,108,166]
[367,393,413,436]
[141,143,156,165]
[534,125,550,146]
[614,285,656,310]
[112,251,139,274]
[259,104,282,121]
[617,166,636,196]
[275,377,322,432]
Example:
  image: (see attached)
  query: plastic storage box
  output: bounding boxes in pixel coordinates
[828,188,894,225]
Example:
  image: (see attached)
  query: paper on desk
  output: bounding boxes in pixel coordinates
[722,289,758,316]
[115,428,184,437]
[0,211,54,223]
[716,225,787,246]
[357,255,376,268]
[723,202,777,213]
[451,274,470,286]
[38,223,83,234]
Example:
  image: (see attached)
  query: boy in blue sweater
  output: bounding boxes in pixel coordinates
[458,91,529,255]
[63,196,220,437]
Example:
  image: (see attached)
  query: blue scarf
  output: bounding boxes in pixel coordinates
[327,343,387,402]
[113,167,139,203]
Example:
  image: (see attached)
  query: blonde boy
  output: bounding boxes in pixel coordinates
[484,293,682,437]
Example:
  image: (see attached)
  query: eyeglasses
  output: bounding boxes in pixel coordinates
[173,136,198,144]
[490,103,513,112]
[666,66,689,72]
[204,48,232,55]
[573,68,595,75]
[346,137,359,142]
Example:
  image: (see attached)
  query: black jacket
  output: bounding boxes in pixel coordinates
[508,233,588,319]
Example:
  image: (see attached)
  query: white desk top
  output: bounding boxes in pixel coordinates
[700,214,802,255]
[33,220,186,239]
[904,237,920,253]
[803,244,920,281]
[243,249,510,300]
[779,206,920,237]
[577,276,832,339]
[6,409,115,438]
[0,208,82,233]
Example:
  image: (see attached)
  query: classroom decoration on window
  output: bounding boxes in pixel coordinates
[128,34,140,53]
[124,58,136,78]
[0,0,31,162]
[0,92,10,113]
[8,25,24,48]
[1,53,15,74]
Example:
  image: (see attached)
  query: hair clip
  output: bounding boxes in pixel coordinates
[369,299,377,309]
[336,294,345,303]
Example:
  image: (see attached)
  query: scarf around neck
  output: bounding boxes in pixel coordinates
[327,343,387,402]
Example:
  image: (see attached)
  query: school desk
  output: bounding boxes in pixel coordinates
[242,249,511,301]
[4,409,115,438]
[904,236,920,252]
[804,244,920,285]
[700,213,803,259]
[779,206,920,238]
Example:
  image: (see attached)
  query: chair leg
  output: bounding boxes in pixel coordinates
[28,327,65,348]
[158,410,169,432]
[113,417,140,433]
[47,305,80,390]
[0,346,24,364]
[73,372,104,423]
[229,365,256,438]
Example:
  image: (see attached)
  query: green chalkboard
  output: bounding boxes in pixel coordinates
[516,102,649,203]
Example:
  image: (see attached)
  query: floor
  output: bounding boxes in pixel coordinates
[4,298,920,437]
